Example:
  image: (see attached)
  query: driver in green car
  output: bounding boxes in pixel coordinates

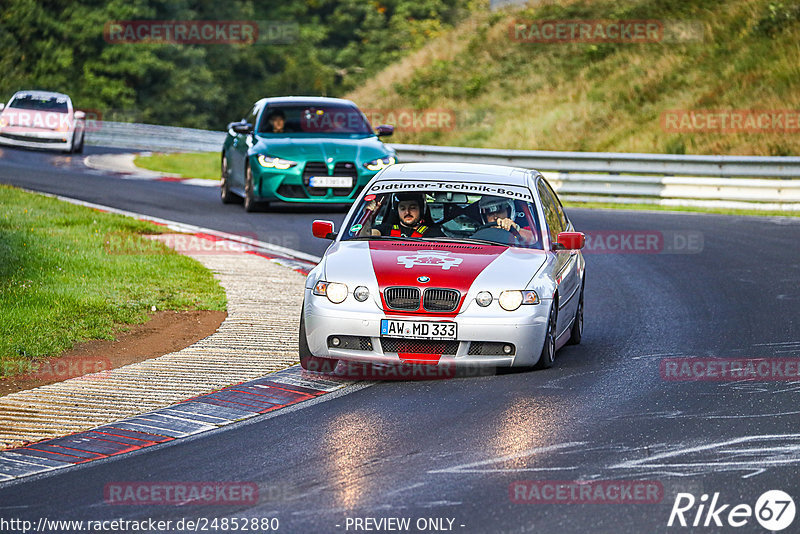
[266,110,286,133]
[479,196,536,242]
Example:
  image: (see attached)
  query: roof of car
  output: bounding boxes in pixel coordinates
[377,162,533,186]
[12,90,71,100]
[257,96,358,107]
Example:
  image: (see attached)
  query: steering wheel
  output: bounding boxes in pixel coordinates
[470,224,520,245]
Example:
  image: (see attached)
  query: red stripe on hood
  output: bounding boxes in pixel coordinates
[368,241,505,316]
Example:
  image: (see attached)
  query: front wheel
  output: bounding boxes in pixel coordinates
[220,155,237,204]
[299,309,339,373]
[534,302,557,369]
[567,283,584,345]
[243,164,268,212]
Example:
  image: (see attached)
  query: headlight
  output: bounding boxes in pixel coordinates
[499,290,540,311]
[313,281,348,304]
[499,291,523,311]
[475,291,493,307]
[363,155,396,171]
[257,154,298,169]
[354,286,369,302]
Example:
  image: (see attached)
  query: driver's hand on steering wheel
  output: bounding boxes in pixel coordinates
[494,217,519,232]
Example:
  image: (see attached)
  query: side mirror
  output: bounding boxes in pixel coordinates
[312,220,336,240]
[232,121,253,135]
[375,124,394,137]
[0,103,5,111]
[554,231,585,250]
[74,110,86,120]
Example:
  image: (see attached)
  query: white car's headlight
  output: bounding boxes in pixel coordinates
[257,154,298,169]
[313,281,348,304]
[499,290,539,311]
[363,155,396,171]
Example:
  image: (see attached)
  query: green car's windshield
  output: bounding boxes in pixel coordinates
[258,104,373,136]
[341,187,544,249]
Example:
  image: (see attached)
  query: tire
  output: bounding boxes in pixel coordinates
[567,282,584,346]
[534,301,558,369]
[220,155,237,204]
[243,164,266,212]
[298,309,339,373]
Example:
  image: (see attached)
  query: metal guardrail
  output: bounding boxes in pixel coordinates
[87,122,800,211]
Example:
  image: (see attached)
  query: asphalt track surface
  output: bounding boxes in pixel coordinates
[1,146,799,533]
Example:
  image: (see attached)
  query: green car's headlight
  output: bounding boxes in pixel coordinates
[363,155,396,171]
[257,154,298,170]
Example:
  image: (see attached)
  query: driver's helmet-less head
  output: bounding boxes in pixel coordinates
[392,192,426,214]
[479,196,515,224]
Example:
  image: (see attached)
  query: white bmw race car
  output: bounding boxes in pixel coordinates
[0,90,86,153]
[300,162,586,373]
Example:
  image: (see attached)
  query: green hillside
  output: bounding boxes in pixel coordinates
[346,0,800,155]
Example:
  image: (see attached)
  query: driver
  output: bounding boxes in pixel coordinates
[360,193,443,238]
[266,110,285,133]
[478,196,535,242]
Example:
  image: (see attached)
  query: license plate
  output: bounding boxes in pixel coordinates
[380,319,457,340]
[309,176,353,188]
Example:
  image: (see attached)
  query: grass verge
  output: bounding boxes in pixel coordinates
[0,185,227,378]
[134,152,219,180]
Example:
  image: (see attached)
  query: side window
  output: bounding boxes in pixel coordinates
[542,179,569,231]
[537,180,564,244]
[246,104,260,129]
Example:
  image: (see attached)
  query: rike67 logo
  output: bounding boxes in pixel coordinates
[668,490,795,531]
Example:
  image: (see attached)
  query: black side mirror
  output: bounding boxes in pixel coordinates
[230,120,253,135]
[375,124,394,137]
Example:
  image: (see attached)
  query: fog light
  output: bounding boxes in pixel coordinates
[475,291,492,307]
[354,286,369,302]
[503,344,513,354]
[331,337,341,347]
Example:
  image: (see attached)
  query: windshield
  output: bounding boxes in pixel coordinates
[9,94,69,113]
[341,184,543,249]
[257,104,373,135]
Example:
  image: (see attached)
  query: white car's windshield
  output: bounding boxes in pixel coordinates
[9,94,69,113]
[341,187,543,249]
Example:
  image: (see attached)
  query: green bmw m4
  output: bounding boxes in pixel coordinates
[220,96,396,211]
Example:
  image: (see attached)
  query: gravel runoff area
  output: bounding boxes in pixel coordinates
[0,235,308,449]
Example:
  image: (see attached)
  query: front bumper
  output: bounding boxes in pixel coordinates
[252,164,377,203]
[0,130,74,151]
[303,290,551,368]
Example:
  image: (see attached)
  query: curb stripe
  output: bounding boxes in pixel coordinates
[0,367,345,482]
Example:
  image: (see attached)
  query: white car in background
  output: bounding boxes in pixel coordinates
[0,90,85,153]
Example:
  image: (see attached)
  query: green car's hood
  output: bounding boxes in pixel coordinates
[251,135,393,164]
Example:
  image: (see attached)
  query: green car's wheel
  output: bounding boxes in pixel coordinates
[243,164,260,212]
[220,155,238,204]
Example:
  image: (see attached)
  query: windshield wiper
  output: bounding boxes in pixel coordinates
[428,237,507,246]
